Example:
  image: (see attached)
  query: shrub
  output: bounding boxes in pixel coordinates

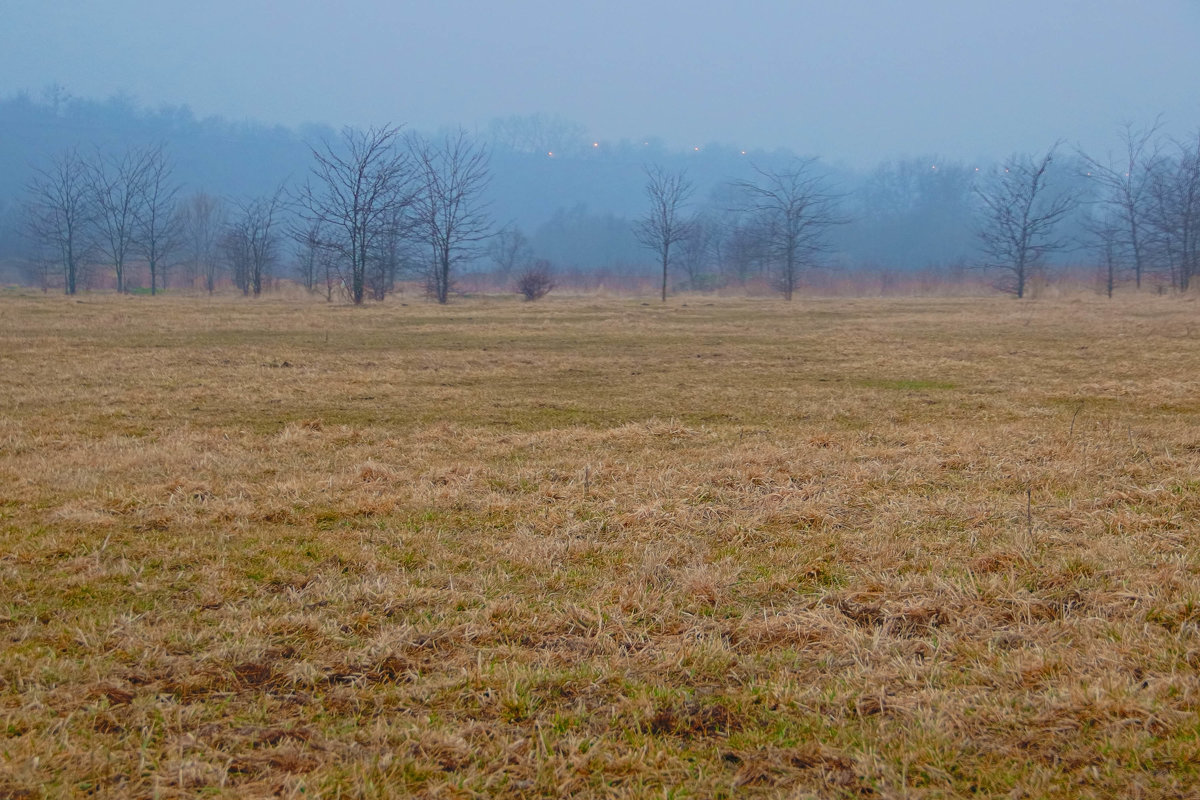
[515,260,555,301]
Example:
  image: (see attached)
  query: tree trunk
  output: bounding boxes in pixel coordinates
[661,251,668,302]
[439,255,451,304]
[65,239,77,295]
[352,254,364,305]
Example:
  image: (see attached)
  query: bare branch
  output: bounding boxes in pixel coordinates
[1077,119,1163,289]
[515,259,556,301]
[410,129,492,304]
[1146,131,1200,291]
[86,146,152,294]
[974,143,1078,298]
[729,159,845,300]
[222,188,284,297]
[132,145,182,295]
[24,149,95,295]
[294,124,415,304]
[635,165,693,302]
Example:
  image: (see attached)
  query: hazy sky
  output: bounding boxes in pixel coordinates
[3,1,1198,165]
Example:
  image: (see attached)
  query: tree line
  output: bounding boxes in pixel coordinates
[20,126,494,304]
[13,111,1200,301]
[632,121,1200,300]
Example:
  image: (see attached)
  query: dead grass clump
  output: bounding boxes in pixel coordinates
[830,593,951,637]
[726,744,851,788]
[728,612,833,650]
[229,747,319,776]
[356,460,395,483]
[88,684,135,705]
[644,696,747,738]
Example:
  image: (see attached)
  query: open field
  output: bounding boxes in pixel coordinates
[1,291,1199,798]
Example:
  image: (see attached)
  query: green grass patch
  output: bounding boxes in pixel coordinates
[859,377,957,391]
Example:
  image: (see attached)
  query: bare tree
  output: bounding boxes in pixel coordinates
[1145,132,1200,292]
[86,146,151,294]
[296,125,415,305]
[1079,121,1162,290]
[410,129,492,304]
[635,165,693,302]
[24,149,95,295]
[223,191,283,297]
[515,259,556,300]
[133,146,181,294]
[178,192,225,293]
[975,144,1078,298]
[731,159,843,300]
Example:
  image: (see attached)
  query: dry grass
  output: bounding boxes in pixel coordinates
[1,289,1199,798]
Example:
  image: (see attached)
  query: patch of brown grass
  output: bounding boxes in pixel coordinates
[1,290,1199,797]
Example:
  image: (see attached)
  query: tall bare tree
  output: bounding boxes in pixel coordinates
[410,129,492,304]
[1145,132,1200,292]
[1079,121,1162,290]
[133,146,181,294]
[87,146,151,294]
[24,149,94,295]
[295,125,415,305]
[731,159,843,300]
[635,166,692,302]
[975,144,1078,298]
[223,191,283,297]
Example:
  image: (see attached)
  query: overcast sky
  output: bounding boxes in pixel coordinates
[2,1,1198,166]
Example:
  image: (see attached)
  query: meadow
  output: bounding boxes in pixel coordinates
[1,290,1198,798]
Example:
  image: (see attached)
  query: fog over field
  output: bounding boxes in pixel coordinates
[3,2,1198,166]
[3,4,1200,297]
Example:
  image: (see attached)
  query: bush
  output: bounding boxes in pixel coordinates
[515,260,555,301]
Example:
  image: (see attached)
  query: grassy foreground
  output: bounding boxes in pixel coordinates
[1,291,1198,799]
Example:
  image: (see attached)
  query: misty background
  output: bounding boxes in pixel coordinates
[1,2,1198,291]
[5,2,1198,165]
